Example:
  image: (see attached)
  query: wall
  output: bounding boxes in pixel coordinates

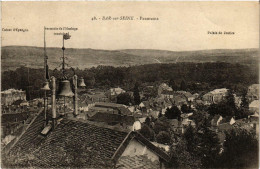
[121,138,159,162]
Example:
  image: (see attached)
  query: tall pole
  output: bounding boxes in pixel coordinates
[62,35,65,77]
[44,27,47,126]
[64,96,66,116]
[74,75,78,116]
[51,76,56,129]
[62,34,66,117]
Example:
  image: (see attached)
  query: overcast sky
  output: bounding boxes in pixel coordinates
[1,2,259,51]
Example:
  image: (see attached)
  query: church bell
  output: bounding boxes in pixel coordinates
[78,77,86,87]
[41,81,51,91]
[57,80,74,97]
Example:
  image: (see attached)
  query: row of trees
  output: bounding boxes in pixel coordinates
[2,62,258,100]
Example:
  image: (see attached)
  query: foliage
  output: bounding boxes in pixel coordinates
[140,124,155,141]
[153,120,170,134]
[236,91,250,119]
[183,125,200,154]
[133,83,141,105]
[167,139,202,169]
[2,62,258,100]
[218,129,259,169]
[156,131,171,145]
[165,106,181,120]
[116,93,133,106]
[181,104,191,113]
[183,119,221,168]
[189,110,207,128]
[144,117,151,126]
[197,119,221,168]
[180,80,187,91]
[240,91,249,109]
[226,90,237,112]
[208,101,236,118]
[169,79,178,91]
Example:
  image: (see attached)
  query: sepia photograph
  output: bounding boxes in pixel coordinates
[1,1,259,168]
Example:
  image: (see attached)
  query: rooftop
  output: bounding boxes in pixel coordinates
[210,88,228,94]
[3,112,169,168]
[1,89,25,94]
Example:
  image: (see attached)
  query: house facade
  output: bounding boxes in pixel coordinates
[1,89,26,106]
[202,88,228,104]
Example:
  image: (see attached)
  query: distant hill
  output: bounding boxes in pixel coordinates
[1,46,258,71]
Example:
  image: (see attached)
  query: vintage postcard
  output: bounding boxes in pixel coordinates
[1,1,259,168]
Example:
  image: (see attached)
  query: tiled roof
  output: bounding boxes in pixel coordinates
[117,155,160,169]
[3,114,128,168]
[31,119,128,168]
[3,111,46,162]
[3,113,170,168]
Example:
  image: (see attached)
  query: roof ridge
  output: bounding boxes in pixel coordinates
[66,117,129,133]
[111,131,133,161]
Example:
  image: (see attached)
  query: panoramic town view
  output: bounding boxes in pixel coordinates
[1,2,259,169]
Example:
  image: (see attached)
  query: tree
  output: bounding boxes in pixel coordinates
[183,125,200,154]
[165,106,181,120]
[218,129,259,169]
[197,119,221,168]
[140,124,155,141]
[181,104,190,114]
[236,91,250,119]
[183,120,221,169]
[169,79,178,91]
[167,139,202,168]
[180,80,187,91]
[240,91,249,109]
[156,131,171,145]
[208,101,236,118]
[153,120,170,134]
[189,110,207,128]
[133,83,141,105]
[144,117,151,126]
[116,93,133,106]
[225,89,237,112]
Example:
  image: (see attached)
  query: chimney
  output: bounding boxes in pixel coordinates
[51,76,57,129]
[73,75,78,116]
